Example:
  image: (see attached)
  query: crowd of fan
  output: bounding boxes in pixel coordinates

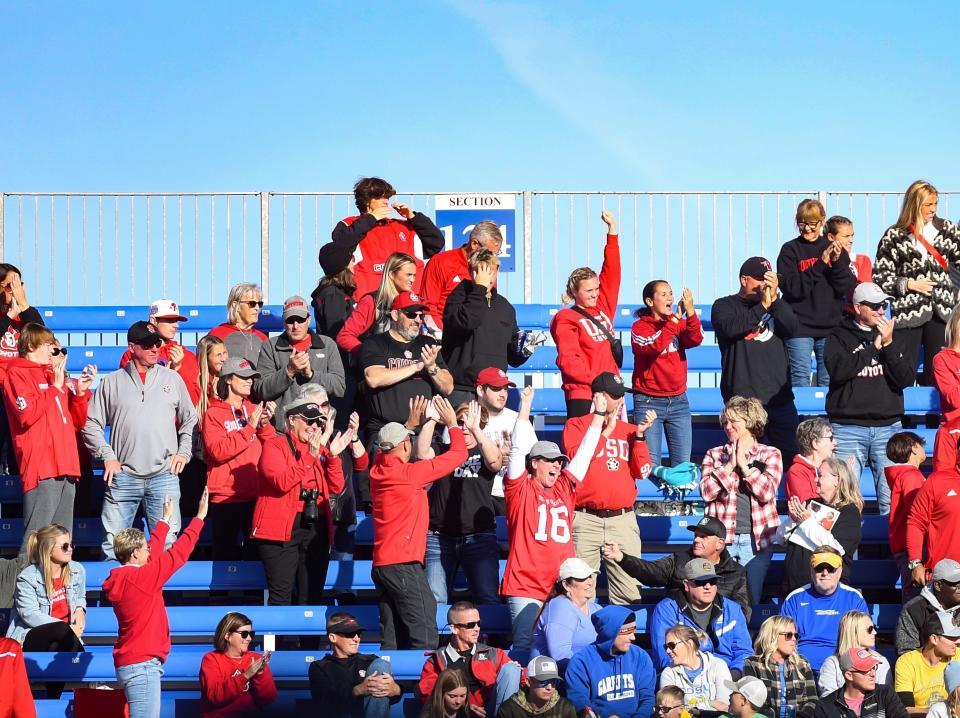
[2,177,960,718]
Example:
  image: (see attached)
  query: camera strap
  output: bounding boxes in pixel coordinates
[285,432,301,461]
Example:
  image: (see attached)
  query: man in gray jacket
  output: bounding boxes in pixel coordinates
[256,295,345,430]
[82,321,197,560]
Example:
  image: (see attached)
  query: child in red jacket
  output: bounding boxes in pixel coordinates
[884,431,926,600]
[103,489,208,718]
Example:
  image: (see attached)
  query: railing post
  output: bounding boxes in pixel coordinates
[818,190,828,209]
[259,192,270,302]
[0,194,5,258]
[523,191,532,303]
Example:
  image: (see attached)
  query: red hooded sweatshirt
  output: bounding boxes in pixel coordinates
[199,650,278,717]
[202,398,277,503]
[784,455,819,503]
[885,464,926,555]
[2,358,88,493]
[549,234,622,402]
[103,518,204,668]
[630,312,703,396]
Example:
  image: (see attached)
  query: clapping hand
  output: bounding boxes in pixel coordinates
[406,395,430,429]
[680,287,695,316]
[787,495,811,523]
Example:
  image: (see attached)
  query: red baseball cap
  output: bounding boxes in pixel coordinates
[391,291,428,312]
[475,367,516,388]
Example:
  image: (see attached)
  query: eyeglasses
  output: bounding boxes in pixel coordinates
[58,542,74,552]
[533,678,560,688]
[866,625,877,635]
[233,630,255,639]
[51,347,68,356]
[156,317,180,324]
[333,630,362,639]
[402,310,425,320]
[140,340,163,350]
[285,316,308,325]
[453,621,481,629]
[303,418,322,427]
[819,434,835,441]
[693,578,719,587]
[656,706,682,714]
[940,579,960,590]
[778,631,800,640]
[240,301,264,309]
[814,564,840,574]
[663,641,682,652]
[798,220,821,229]
[859,300,888,311]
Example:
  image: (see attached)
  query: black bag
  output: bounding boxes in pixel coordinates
[571,305,623,368]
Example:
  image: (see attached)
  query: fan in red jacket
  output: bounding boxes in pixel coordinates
[252,396,348,606]
[2,323,95,560]
[199,611,278,718]
[905,467,960,590]
[336,253,417,357]
[784,417,837,503]
[418,601,521,714]
[103,491,207,718]
[550,211,622,418]
[0,636,35,718]
[884,431,927,599]
[120,299,201,405]
[420,220,504,332]
[933,337,960,470]
[321,177,445,300]
[202,356,277,561]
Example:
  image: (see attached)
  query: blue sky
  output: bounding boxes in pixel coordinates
[4,1,960,193]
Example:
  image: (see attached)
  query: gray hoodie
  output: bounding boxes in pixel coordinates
[81,363,197,478]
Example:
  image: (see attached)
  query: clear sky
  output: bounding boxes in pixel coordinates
[4,0,960,193]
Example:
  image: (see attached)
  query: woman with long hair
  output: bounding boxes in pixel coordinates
[312,264,357,341]
[336,252,418,356]
[420,669,471,718]
[742,615,818,718]
[530,558,601,675]
[780,456,864,593]
[658,624,733,712]
[199,611,277,716]
[630,279,703,467]
[196,334,228,425]
[874,180,960,385]
[550,211,622,418]
[817,610,891,696]
[927,662,960,718]
[208,282,268,367]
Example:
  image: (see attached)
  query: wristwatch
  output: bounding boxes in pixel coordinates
[908,559,924,570]
[593,410,605,416]
[428,366,440,377]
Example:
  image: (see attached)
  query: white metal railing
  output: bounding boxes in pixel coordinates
[2,190,958,308]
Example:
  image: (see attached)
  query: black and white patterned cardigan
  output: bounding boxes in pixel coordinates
[873,216,960,328]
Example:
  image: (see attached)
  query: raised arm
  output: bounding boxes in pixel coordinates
[565,393,607,482]
[507,387,537,480]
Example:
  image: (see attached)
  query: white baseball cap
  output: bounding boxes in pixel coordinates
[558,557,598,581]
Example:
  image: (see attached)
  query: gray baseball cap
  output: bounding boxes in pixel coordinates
[934,559,960,582]
[527,655,560,682]
[528,440,569,463]
[378,422,414,451]
[220,356,260,379]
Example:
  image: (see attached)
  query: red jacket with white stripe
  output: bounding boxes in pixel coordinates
[2,358,88,493]
[0,637,35,718]
[630,313,703,396]
[202,398,278,503]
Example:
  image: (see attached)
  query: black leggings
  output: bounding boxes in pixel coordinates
[565,398,593,419]
[898,317,947,386]
[23,621,84,699]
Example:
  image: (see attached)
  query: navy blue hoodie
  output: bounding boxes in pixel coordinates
[564,606,656,718]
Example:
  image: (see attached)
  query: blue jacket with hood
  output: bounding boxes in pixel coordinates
[564,605,656,718]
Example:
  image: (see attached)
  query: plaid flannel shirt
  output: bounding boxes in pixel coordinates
[743,654,819,718]
[700,441,782,550]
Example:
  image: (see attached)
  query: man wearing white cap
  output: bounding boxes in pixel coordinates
[896,559,960,655]
[120,299,200,404]
[723,676,769,718]
[814,647,908,718]
[824,282,914,515]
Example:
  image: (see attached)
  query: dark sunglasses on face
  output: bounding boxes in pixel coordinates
[453,621,481,629]
[859,300,888,311]
[402,310,425,320]
[815,564,840,574]
[778,631,800,640]
[663,641,682,652]
[285,316,308,325]
[866,625,877,634]
[51,347,68,356]
[694,578,719,587]
[59,542,74,552]
[140,340,163,350]
[241,301,264,309]
[333,630,362,639]
[304,418,322,427]
[656,706,682,714]
[233,630,255,639]
[534,678,560,688]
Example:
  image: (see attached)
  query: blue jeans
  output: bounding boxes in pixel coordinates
[425,531,500,605]
[727,533,773,605]
[101,471,181,560]
[330,521,356,561]
[632,392,693,467]
[116,657,164,718]
[506,596,543,662]
[831,421,900,515]
[362,657,394,718]
[491,663,523,716]
[785,336,829,388]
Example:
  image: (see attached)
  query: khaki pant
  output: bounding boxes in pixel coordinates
[573,508,642,605]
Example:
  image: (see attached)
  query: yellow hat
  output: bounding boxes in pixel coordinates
[810,551,842,569]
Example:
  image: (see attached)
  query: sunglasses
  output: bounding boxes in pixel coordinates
[453,621,481,629]
[533,678,560,688]
[333,630,362,639]
[859,300,888,311]
[402,310,426,320]
[815,564,840,574]
[233,630,255,639]
[866,625,877,635]
[285,316,308,325]
[693,578,719,587]
[156,317,180,324]
[656,706,682,714]
[241,301,264,309]
[778,631,800,640]
[51,347,68,356]
[303,418,322,427]
[139,340,163,349]
[58,542,74,552]
[663,641,683,652]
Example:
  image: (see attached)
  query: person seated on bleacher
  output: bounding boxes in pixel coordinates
[700,395,783,606]
[530,557,602,675]
[649,558,753,675]
[421,668,472,718]
[208,282,268,368]
[813,647,909,718]
[658,624,733,712]
[2,322,94,560]
[370,397,467,650]
[256,295,345,431]
[199,611,277,717]
[565,605,656,718]
[104,489,208,718]
[782,547,869,673]
[0,635,35,718]
[896,559,960,656]
[776,198,856,390]
[884,431,927,601]
[501,387,604,662]
[905,469,960,597]
[419,601,521,716]
[786,418,838,503]
[711,255,800,465]
[818,610,891,697]
[743,615,818,718]
[419,400,503,606]
[602,514,751,619]
[201,356,277,561]
[82,320,198,559]
[550,210,622,419]
[252,396,349,606]
[324,176,445,301]
[721,676,770,718]
[824,281,914,516]
[629,279,703,469]
[778,457,864,595]
[309,611,401,718]
[896,611,960,713]
[498,655,578,718]
[562,371,654,607]
[6,524,85,699]
[924,660,960,718]
[932,305,960,472]
[441,248,532,407]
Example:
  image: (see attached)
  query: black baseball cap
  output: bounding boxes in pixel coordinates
[326,614,364,635]
[127,321,163,347]
[739,256,773,280]
[284,397,324,420]
[591,372,626,399]
[687,516,726,540]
